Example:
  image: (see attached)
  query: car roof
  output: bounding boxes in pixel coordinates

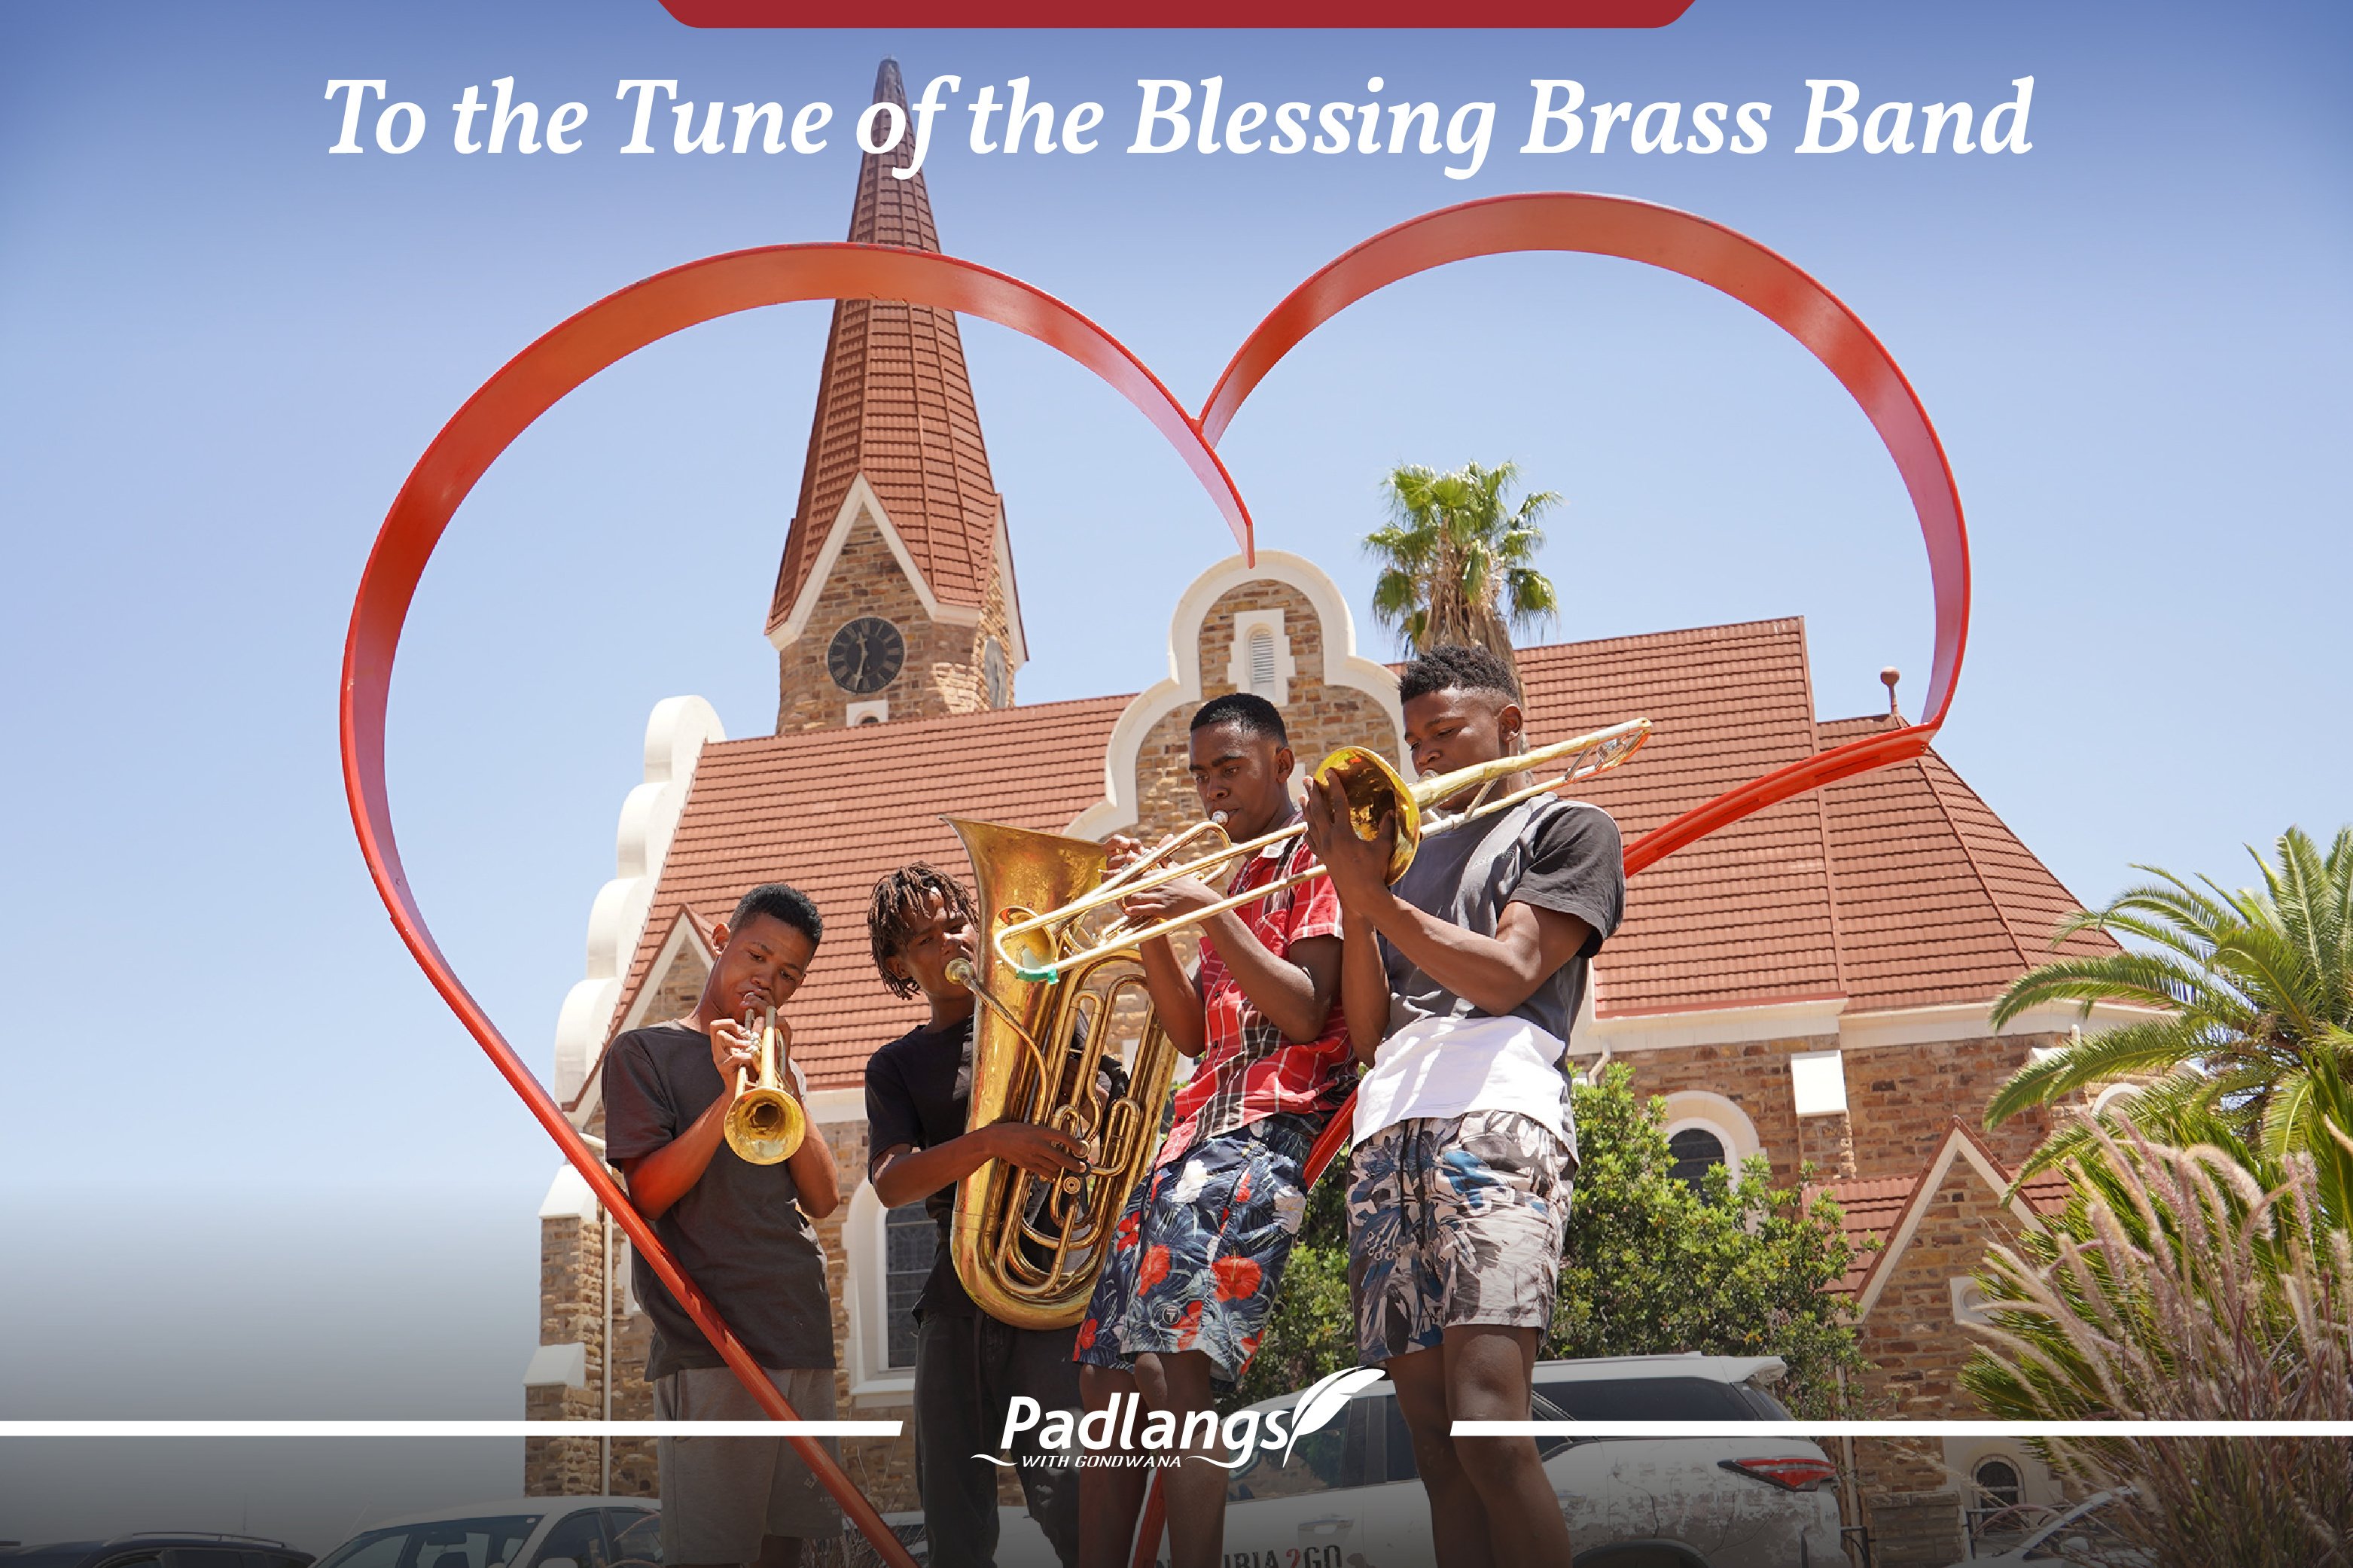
[1235,1353,1789,1415]
[1532,1353,1789,1387]
[350,1501,651,1530]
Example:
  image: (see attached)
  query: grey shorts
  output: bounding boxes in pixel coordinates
[654,1364,843,1559]
[1345,1110,1573,1363]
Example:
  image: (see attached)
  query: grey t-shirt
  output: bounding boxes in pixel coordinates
[1382,796,1626,1048]
[603,1021,834,1380]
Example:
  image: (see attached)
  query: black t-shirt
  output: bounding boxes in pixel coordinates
[863,1015,983,1321]
[1384,796,1626,1047]
[864,1011,1116,1325]
[603,1021,834,1380]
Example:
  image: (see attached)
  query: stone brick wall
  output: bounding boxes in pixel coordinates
[527,1111,923,1512]
[1129,580,1399,845]
[1842,1034,2062,1179]
[1610,1030,2072,1188]
[526,1204,612,1495]
[1852,1153,2031,1423]
[774,509,1012,733]
[646,942,709,1027]
[1858,1488,1967,1568]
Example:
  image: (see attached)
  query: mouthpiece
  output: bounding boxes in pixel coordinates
[946,958,977,986]
[1212,811,1230,827]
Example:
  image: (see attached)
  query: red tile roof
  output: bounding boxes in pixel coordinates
[610,695,1129,1088]
[603,619,2114,1092]
[1809,1119,2071,1299]
[1514,620,1844,1016]
[1512,626,2114,1018]
[1808,1174,1916,1296]
[1815,716,2117,1012]
[767,59,1004,632]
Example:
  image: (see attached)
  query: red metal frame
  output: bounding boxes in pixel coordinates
[340,245,1257,1568]
[340,196,1965,1568]
[1125,193,1971,1568]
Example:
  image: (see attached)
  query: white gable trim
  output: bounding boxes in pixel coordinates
[992,502,1028,670]
[1852,1127,2046,1321]
[770,476,981,650]
[553,696,724,1104]
[1839,999,2167,1052]
[1586,994,1847,1051]
[1066,550,1406,840]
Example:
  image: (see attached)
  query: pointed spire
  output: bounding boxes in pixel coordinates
[767,59,1001,640]
[846,60,941,252]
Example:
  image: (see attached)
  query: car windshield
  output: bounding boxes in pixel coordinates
[315,1519,542,1568]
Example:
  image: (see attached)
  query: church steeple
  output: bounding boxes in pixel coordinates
[767,59,1024,732]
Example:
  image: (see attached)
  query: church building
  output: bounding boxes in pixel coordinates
[520,60,2154,1567]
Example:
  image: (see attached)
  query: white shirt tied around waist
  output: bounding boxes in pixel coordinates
[1351,1012,1571,1146]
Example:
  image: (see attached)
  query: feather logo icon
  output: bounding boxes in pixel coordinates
[1281,1366,1385,1465]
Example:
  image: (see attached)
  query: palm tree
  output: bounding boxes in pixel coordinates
[1365,461,1561,676]
[1984,825,2353,1171]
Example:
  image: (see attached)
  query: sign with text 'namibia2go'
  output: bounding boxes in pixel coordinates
[660,0,1692,25]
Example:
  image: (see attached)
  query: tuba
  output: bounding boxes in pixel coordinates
[941,817,1199,1330]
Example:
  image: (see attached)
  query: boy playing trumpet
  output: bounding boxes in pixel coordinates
[604,882,843,1568]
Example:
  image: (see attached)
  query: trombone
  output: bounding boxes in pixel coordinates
[724,1002,807,1163]
[994,716,1652,983]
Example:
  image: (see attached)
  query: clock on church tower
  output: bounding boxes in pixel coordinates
[827,617,904,695]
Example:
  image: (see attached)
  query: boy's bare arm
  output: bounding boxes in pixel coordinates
[785,1116,841,1220]
[870,1125,1088,1209]
[617,1018,762,1219]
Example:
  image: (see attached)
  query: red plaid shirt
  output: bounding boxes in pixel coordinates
[1156,822,1355,1168]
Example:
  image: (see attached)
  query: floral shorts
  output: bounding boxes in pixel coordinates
[1346,1110,1574,1364]
[1074,1113,1318,1389]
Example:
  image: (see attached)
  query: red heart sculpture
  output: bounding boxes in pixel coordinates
[339,194,1967,1557]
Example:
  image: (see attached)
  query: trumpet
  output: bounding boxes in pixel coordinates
[995,715,1653,983]
[724,1002,806,1164]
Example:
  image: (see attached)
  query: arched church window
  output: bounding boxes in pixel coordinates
[1667,1127,1727,1188]
[1974,1457,2022,1508]
[882,1201,934,1369]
[984,637,1010,708]
[1247,627,1279,697]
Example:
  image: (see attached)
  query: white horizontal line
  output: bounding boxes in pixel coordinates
[0,1422,904,1439]
[1454,1420,2353,1438]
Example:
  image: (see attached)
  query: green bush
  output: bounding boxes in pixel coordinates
[1233,1064,1866,1415]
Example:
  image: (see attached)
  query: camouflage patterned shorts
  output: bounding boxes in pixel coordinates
[1345,1110,1574,1363]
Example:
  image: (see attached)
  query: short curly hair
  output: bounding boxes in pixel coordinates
[867,863,977,999]
[1397,643,1520,705]
[730,882,822,946]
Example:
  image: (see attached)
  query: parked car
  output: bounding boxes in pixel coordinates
[949,1353,1846,1567]
[0,1535,312,1568]
[1945,1490,2150,1566]
[308,1499,660,1568]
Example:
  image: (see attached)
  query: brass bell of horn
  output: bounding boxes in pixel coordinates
[724,1003,806,1164]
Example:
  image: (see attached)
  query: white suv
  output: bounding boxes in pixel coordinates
[935,1354,1845,1567]
[1215,1353,1845,1568]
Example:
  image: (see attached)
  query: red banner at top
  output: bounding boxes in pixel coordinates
[661,0,1691,25]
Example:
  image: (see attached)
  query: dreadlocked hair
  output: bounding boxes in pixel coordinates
[867,862,978,999]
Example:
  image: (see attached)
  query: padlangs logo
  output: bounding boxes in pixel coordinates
[980,1367,1386,1471]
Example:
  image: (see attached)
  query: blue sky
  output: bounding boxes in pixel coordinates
[2,0,2348,1533]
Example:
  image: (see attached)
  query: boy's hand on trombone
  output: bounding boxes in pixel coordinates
[1120,875,1222,924]
[1302,773,1397,911]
